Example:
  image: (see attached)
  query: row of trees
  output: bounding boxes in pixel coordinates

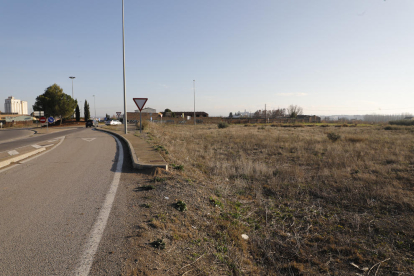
[253,105,304,118]
[33,84,91,123]
[230,105,304,119]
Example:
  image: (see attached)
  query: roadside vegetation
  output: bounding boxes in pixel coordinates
[126,123,414,275]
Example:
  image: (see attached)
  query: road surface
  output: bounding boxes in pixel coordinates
[0,128,129,275]
[0,128,35,144]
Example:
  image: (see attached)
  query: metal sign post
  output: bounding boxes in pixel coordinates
[133,98,148,133]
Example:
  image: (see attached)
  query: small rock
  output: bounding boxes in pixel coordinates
[241,234,249,240]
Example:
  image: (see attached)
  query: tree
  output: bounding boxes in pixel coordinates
[105,113,110,120]
[33,84,77,125]
[75,105,80,122]
[229,112,233,118]
[287,105,303,118]
[84,100,91,121]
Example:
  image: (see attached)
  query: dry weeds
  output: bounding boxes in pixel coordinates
[126,123,414,275]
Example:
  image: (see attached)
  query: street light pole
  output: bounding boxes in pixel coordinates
[93,95,96,119]
[193,80,195,125]
[79,101,82,118]
[69,76,75,98]
[69,76,76,118]
[122,0,127,134]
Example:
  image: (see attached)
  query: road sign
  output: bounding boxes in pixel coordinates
[116,112,121,118]
[133,98,148,112]
[39,117,46,123]
[34,111,44,116]
[48,117,55,123]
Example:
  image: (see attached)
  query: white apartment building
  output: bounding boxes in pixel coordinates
[4,96,28,115]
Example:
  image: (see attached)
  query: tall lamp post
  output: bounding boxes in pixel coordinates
[69,76,76,118]
[93,95,96,119]
[122,0,127,134]
[79,101,83,118]
[69,76,75,98]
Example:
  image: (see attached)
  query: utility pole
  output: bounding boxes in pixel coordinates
[193,80,196,125]
[265,104,267,123]
[93,95,96,119]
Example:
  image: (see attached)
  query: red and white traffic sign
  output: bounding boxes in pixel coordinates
[116,112,121,116]
[133,98,148,112]
[39,117,46,123]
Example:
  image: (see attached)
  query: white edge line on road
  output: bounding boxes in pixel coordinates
[0,137,66,173]
[74,135,124,276]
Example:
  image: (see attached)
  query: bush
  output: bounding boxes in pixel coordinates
[135,120,149,130]
[175,200,187,212]
[389,120,414,126]
[150,239,165,249]
[327,132,341,142]
[171,164,184,171]
[218,122,229,129]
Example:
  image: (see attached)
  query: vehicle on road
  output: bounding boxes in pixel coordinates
[105,120,122,126]
[86,120,97,128]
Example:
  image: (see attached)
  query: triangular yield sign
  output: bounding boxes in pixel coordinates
[82,138,96,142]
[133,98,148,111]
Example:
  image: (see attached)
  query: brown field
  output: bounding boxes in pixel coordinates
[126,123,414,275]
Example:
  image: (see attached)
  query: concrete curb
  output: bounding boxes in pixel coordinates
[95,128,168,170]
[0,148,46,169]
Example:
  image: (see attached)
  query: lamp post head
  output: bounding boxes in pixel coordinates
[69,76,75,80]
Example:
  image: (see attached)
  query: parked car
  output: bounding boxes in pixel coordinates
[105,120,122,126]
[86,119,98,128]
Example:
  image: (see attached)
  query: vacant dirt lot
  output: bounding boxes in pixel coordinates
[124,123,414,275]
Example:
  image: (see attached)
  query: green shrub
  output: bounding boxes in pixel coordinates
[209,197,223,208]
[150,239,165,249]
[153,176,166,182]
[218,122,229,129]
[141,185,155,190]
[171,164,184,171]
[175,200,187,212]
[327,132,341,142]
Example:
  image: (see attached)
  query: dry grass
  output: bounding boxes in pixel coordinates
[127,123,414,275]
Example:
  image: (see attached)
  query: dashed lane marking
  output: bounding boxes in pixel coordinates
[8,150,19,156]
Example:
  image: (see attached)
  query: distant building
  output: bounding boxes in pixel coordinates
[404,117,414,120]
[296,115,321,123]
[4,96,28,115]
[135,107,156,113]
[172,111,208,118]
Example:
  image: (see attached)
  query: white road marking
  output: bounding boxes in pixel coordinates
[43,144,54,148]
[8,150,19,156]
[74,135,123,276]
[81,138,96,142]
[0,137,66,172]
[20,137,65,164]
[32,145,43,149]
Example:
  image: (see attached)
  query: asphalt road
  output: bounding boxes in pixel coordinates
[0,128,129,276]
[0,128,35,144]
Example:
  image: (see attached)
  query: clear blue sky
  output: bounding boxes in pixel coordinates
[1,0,413,117]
